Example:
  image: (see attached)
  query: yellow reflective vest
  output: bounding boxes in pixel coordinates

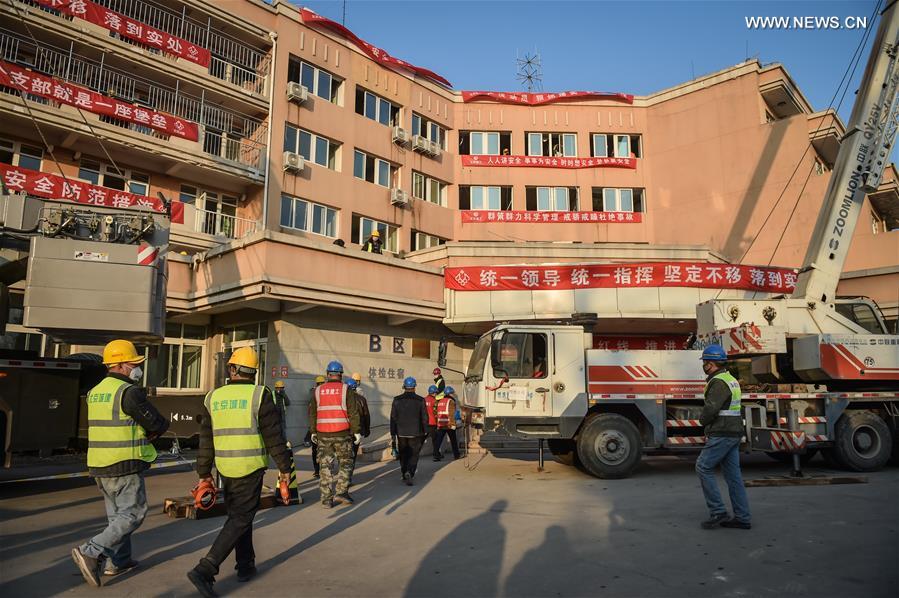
[205,384,268,478]
[87,376,157,468]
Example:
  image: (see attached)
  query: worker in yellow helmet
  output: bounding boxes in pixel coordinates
[72,340,169,587]
[187,347,292,595]
[361,228,383,254]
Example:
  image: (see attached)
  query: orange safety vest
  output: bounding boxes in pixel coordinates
[425,394,437,426]
[315,382,350,433]
[436,397,454,429]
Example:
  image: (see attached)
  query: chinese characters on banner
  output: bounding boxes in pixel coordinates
[461,210,642,224]
[445,263,798,294]
[299,8,451,87]
[0,61,199,141]
[461,155,636,169]
[593,336,692,351]
[461,90,634,105]
[33,0,210,67]
[0,163,185,224]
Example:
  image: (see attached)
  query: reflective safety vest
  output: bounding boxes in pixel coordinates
[424,394,437,426]
[87,377,157,468]
[436,397,454,429]
[708,371,742,417]
[315,382,351,433]
[205,384,268,478]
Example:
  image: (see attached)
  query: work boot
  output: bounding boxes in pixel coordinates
[701,512,730,529]
[321,499,333,509]
[187,567,217,598]
[71,547,102,587]
[104,559,139,576]
[334,493,354,505]
[312,472,320,479]
[236,565,257,582]
[720,518,752,530]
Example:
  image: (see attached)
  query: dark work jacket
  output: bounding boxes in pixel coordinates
[355,392,372,437]
[700,370,744,437]
[361,237,382,254]
[197,379,293,478]
[89,372,169,478]
[390,392,429,438]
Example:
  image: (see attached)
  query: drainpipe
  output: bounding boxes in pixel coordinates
[261,31,278,232]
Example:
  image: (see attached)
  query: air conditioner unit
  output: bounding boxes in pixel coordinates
[392,126,409,144]
[283,151,305,173]
[428,140,441,157]
[411,135,429,153]
[286,82,308,104]
[390,188,410,207]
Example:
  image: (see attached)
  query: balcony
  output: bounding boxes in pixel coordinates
[0,29,267,174]
[193,205,258,239]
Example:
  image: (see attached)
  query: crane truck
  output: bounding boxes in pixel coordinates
[459,2,899,478]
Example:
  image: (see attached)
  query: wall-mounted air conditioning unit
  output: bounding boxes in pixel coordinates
[390,188,410,207]
[392,126,409,144]
[428,140,442,157]
[286,82,308,104]
[283,151,305,173]
[411,135,429,153]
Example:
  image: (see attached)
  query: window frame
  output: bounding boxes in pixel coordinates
[284,124,338,169]
[594,187,644,213]
[0,138,44,171]
[353,215,399,253]
[412,113,447,149]
[411,171,448,206]
[411,230,446,251]
[526,132,577,157]
[140,323,206,392]
[287,56,341,103]
[353,149,395,188]
[280,194,338,238]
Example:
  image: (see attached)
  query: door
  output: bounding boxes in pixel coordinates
[488,330,553,417]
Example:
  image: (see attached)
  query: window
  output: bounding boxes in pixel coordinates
[284,124,338,169]
[411,230,446,251]
[835,303,884,334]
[526,133,577,157]
[354,150,396,187]
[526,187,578,211]
[351,215,398,253]
[493,332,547,379]
[287,56,341,103]
[411,113,447,149]
[411,338,431,359]
[78,159,149,194]
[355,87,400,126]
[592,188,645,213]
[412,171,447,206]
[142,323,206,391]
[591,133,642,158]
[0,138,43,170]
[280,194,337,238]
[459,131,511,155]
[459,186,513,210]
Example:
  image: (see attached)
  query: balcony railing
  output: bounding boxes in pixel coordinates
[0,29,267,170]
[193,206,258,240]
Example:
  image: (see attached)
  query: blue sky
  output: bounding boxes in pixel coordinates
[293,0,881,126]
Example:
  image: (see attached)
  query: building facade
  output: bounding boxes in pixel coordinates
[1,0,896,442]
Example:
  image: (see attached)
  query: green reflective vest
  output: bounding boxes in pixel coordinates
[205,384,268,478]
[708,370,742,416]
[87,376,157,468]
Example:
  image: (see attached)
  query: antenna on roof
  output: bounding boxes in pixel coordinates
[516,50,543,92]
[342,0,347,25]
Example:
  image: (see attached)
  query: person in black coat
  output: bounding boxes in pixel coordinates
[389,377,429,486]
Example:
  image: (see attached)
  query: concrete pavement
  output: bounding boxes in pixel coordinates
[0,452,896,597]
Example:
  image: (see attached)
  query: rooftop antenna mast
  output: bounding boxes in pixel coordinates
[516,50,543,92]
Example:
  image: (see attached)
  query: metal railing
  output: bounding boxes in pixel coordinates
[193,205,258,239]
[0,29,267,170]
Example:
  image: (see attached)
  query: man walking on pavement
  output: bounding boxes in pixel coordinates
[304,375,326,478]
[695,344,752,530]
[348,373,371,484]
[425,384,440,461]
[390,377,429,486]
[72,339,169,587]
[187,347,293,596]
[309,361,361,508]
[435,386,462,460]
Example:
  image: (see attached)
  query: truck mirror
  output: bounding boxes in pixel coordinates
[437,337,447,367]
[490,337,503,368]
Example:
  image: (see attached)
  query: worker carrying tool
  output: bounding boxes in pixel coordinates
[187,347,293,597]
[71,339,169,588]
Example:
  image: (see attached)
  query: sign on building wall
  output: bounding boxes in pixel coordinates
[445,262,798,294]
[462,90,634,105]
[461,155,636,169]
[461,210,642,224]
[369,335,406,354]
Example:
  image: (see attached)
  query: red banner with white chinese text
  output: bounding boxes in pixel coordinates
[461,155,636,169]
[444,262,798,294]
[0,163,184,224]
[461,90,634,105]
[300,8,451,87]
[593,336,693,351]
[0,61,199,141]
[33,0,210,67]
[461,210,642,224]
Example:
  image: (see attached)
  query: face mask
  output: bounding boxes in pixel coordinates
[129,366,143,382]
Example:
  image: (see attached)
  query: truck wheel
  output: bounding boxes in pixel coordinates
[833,411,891,472]
[547,439,576,466]
[576,414,642,479]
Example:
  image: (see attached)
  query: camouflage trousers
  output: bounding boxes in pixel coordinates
[317,436,354,502]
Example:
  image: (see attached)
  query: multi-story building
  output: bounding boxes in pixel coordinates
[1,0,896,443]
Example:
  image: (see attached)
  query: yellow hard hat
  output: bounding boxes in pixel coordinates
[314,375,326,384]
[228,347,259,369]
[274,380,285,388]
[102,339,145,365]
[371,230,380,237]
[352,372,362,382]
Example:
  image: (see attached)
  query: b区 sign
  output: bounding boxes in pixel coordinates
[33,0,210,67]
[0,61,199,141]
[461,155,636,169]
[445,262,798,294]
[461,210,642,224]
[461,90,634,105]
